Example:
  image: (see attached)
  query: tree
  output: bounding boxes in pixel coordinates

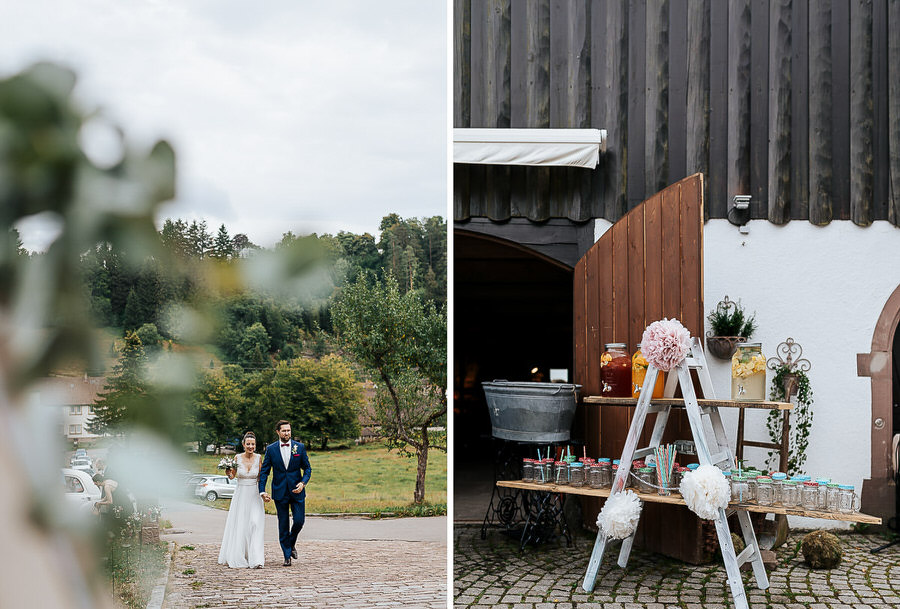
[192,372,241,451]
[211,224,234,260]
[240,321,270,367]
[271,356,362,449]
[135,322,163,353]
[331,272,446,504]
[88,332,151,435]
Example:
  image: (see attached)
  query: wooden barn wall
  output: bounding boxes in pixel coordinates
[454,0,900,227]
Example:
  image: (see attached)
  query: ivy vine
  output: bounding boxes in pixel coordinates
[765,365,813,475]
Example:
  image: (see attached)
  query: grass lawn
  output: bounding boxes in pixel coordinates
[187,440,446,515]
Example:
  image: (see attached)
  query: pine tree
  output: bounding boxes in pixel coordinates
[88,332,149,435]
[211,224,233,259]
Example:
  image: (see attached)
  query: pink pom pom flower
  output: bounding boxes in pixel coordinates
[640,318,692,371]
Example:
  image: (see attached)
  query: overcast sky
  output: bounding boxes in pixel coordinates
[2,1,447,251]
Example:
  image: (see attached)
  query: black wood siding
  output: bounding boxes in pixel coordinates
[454,0,900,227]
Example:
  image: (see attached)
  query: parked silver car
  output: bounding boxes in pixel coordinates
[194,475,236,501]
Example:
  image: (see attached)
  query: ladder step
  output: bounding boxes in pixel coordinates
[634,447,655,459]
[710,451,732,467]
[735,544,756,567]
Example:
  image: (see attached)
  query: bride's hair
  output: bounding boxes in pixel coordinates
[242,431,256,445]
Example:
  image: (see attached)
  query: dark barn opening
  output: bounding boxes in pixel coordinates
[453,230,573,468]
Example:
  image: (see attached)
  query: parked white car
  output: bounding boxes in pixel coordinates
[63,468,101,511]
[194,475,236,501]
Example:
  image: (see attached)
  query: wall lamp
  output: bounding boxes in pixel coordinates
[727,194,751,227]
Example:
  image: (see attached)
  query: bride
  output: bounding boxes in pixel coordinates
[218,431,265,568]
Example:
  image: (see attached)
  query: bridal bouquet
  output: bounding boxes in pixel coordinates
[217,456,237,470]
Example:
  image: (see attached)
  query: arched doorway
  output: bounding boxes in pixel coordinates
[453,230,574,461]
[858,284,900,525]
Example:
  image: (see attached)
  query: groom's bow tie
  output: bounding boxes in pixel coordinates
[281,443,290,447]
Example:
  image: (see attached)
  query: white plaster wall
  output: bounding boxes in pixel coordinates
[704,219,900,526]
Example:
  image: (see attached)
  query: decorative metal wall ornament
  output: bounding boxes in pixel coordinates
[766,338,812,400]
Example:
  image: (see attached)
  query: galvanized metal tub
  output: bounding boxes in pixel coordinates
[482,380,581,442]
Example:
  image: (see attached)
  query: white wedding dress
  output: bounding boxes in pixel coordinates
[217,453,265,568]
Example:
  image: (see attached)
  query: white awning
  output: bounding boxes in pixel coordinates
[453,128,607,169]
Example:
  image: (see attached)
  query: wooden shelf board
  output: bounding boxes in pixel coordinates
[496,480,882,525]
[582,396,793,411]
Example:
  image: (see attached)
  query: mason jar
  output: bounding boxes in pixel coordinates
[746,474,759,503]
[731,342,766,401]
[553,461,569,485]
[597,459,612,488]
[815,478,830,509]
[637,467,655,493]
[838,485,860,513]
[801,482,819,510]
[535,460,551,484]
[632,343,665,399]
[781,480,800,507]
[756,476,774,506]
[826,483,842,511]
[731,475,750,504]
[522,458,534,482]
[771,472,787,504]
[601,343,633,397]
[569,462,585,487]
[588,463,603,488]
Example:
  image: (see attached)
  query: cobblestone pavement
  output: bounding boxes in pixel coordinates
[454,525,900,609]
[166,540,446,608]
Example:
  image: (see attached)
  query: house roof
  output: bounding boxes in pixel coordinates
[32,376,107,406]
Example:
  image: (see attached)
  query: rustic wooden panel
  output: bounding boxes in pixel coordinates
[572,174,705,559]
[668,0,688,183]
[708,0,728,220]
[891,0,900,225]
[872,0,889,219]
[585,245,601,399]
[645,0,670,196]
[728,0,752,204]
[686,0,710,214]
[591,0,629,222]
[454,164,471,221]
[768,0,793,224]
[832,0,851,220]
[750,0,770,217]
[627,0,648,210]
[454,0,471,128]
[850,0,874,226]
[790,0,809,221]
[510,0,551,221]
[611,221,630,342]
[809,1,834,225]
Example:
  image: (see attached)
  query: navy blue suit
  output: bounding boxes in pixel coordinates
[258,440,312,559]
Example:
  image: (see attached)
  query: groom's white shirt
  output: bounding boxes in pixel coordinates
[280,442,290,469]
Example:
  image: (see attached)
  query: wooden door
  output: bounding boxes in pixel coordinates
[574,173,709,562]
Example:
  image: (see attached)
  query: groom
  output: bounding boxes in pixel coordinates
[258,420,312,566]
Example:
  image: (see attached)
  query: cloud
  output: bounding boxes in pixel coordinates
[2,0,446,251]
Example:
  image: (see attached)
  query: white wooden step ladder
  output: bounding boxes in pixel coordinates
[582,338,769,609]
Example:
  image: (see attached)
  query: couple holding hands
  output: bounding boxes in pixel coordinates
[218,419,312,568]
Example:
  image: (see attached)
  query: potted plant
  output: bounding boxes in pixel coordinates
[705,296,757,359]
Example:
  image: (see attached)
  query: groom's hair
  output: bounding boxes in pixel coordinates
[275,419,290,431]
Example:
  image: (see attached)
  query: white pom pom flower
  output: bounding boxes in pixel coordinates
[596,490,643,540]
[679,464,730,520]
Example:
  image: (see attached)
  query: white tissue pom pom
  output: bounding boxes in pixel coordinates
[679,464,730,520]
[596,490,643,540]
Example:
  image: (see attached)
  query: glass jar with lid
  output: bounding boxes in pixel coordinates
[731,475,749,503]
[552,461,569,485]
[601,343,633,397]
[801,481,819,510]
[597,458,612,488]
[587,463,603,488]
[770,472,787,504]
[569,462,585,487]
[522,458,534,482]
[815,478,830,509]
[731,342,767,401]
[838,485,860,513]
[745,474,760,503]
[632,343,665,399]
[535,459,551,484]
[825,482,841,511]
[637,467,655,493]
[781,480,800,507]
[756,476,774,506]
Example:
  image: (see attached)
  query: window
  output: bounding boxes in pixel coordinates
[68,424,82,435]
[69,405,82,415]
[65,476,84,493]
[87,405,94,414]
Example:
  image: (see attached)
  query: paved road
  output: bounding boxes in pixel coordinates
[455,524,900,609]
[161,500,447,608]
